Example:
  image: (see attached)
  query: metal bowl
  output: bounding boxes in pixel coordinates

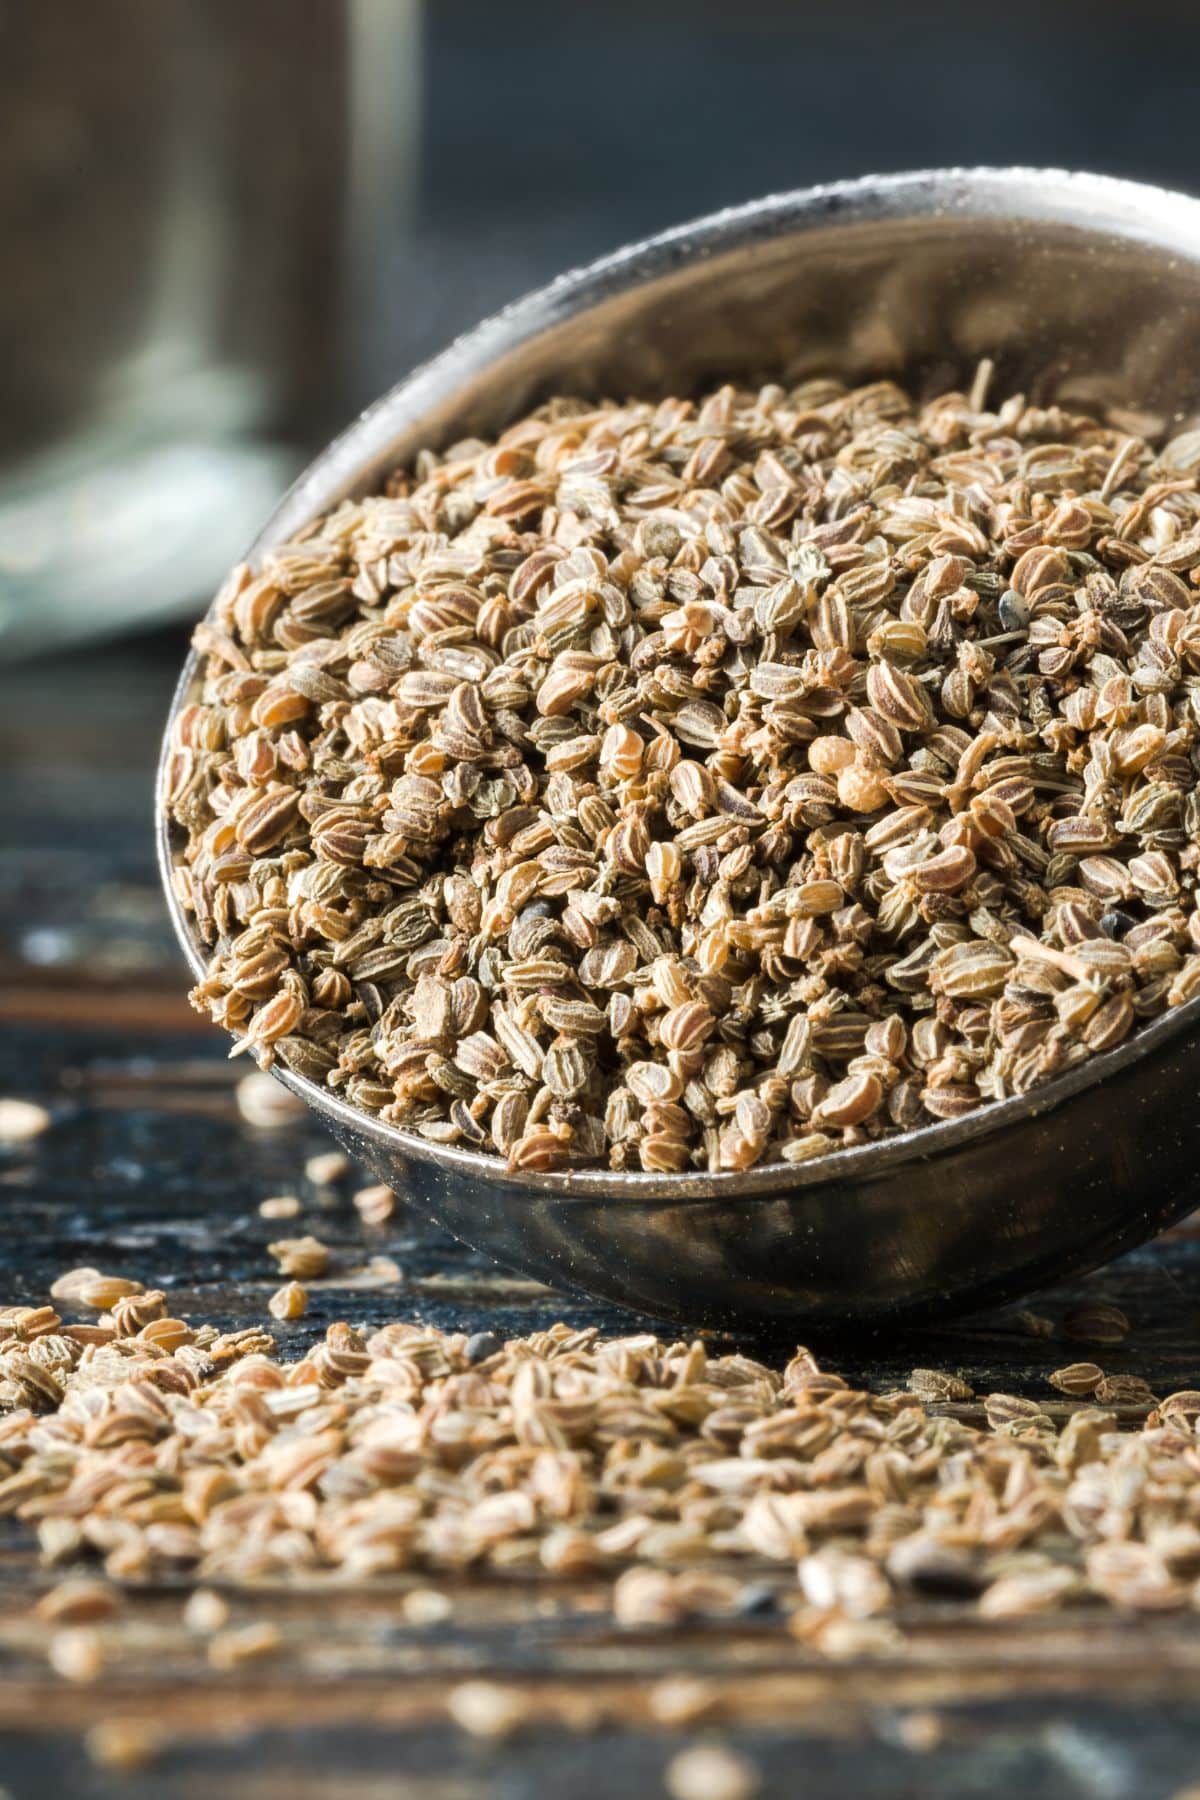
[159,167,1200,1330]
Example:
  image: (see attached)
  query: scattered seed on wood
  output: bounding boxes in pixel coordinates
[666,1742,760,1800]
[183,1589,230,1635]
[1095,1373,1157,1406]
[894,1710,945,1753]
[48,1627,104,1684]
[259,1193,302,1220]
[447,1680,531,1739]
[207,1622,284,1669]
[34,1579,120,1625]
[235,1072,306,1129]
[85,1719,163,1772]
[49,1270,143,1311]
[0,1098,51,1143]
[1063,1303,1131,1345]
[353,1184,397,1224]
[401,1587,453,1626]
[907,1369,973,1402]
[268,1281,308,1321]
[648,1676,721,1727]
[267,1235,329,1279]
[4,1264,1199,1648]
[1049,1362,1105,1396]
[305,1151,350,1186]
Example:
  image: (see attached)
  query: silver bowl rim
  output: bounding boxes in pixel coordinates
[158,163,1200,1203]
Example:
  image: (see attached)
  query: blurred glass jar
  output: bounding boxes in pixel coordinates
[0,0,418,657]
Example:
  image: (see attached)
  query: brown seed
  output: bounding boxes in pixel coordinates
[812,1072,882,1128]
[984,1393,1048,1427]
[353,1184,397,1224]
[659,1002,716,1054]
[1094,1374,1156,1407]
[979,1567,1080,1618]
[0,1097,51,1142]
[1062,1303,1130,1346]
[911,844,976,893]
[49,1627,104,1684]
[207,1622,284,1669]
[48,1267,103,1302]
[34,1579,120,1624]
[1048,1362,1104,1397]
[665,1743,760,1800]
[402,1588,453,1626]
[447,1680,531,1740]
[788,880,845,917]
[235,787,300,853]
[56,1273,144,1312]
[648,1677,721,1726]
[236,1072,306,1128]
[267,1236,329,1279]
[867,661,930,731]
[86,1719,163,1772]
[268,1282,309,1321]
[259,1193,302,1220]
[894,1711,945,1753]
[305,1151,350,1186]
[183,1589,230,1634]
[907,1369,974,1403]
[808,736,857,777]
[836,761,890,813]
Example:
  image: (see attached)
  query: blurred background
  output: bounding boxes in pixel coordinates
[8,0,1200,659]
[3,0,1200,993]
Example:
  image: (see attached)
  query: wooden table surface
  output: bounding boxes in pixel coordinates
[3,633,1200,1799]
